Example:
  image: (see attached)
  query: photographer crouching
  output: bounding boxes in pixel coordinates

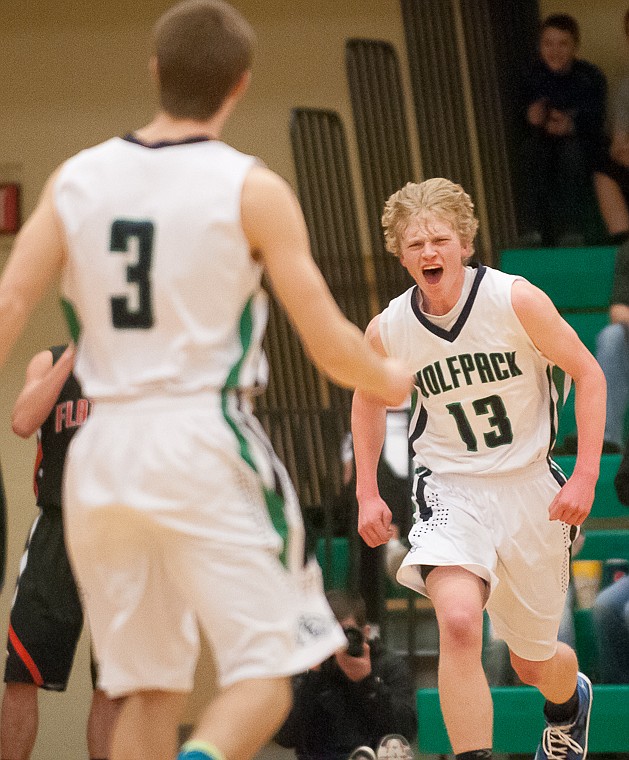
[274,590,418,760]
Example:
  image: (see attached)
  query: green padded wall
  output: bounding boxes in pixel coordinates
[500,247,617,310]
[578,530,629,561]
[417,684,629,753]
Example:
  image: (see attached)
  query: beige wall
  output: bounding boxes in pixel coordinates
[1,1,627,757]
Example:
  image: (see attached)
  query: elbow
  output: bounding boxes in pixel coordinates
[11,415,35,439]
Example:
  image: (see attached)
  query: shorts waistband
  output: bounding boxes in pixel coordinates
[424,458,553,487]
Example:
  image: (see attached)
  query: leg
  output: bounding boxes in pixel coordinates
[510,642,577,704]
[182,677,292,760]
[109,689,187,760]
[594,172,629,237]
[554,137,590,242]
[595,323,629,448]
[591,575,629,683]
[0,683,38,760]
[427,566,492,754]
[87,688,120,760]
[511,646,591,760]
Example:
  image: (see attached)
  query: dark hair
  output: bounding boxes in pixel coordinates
[153,0,256,120]
[624,7,629,38]
[540,13,580,45]
[326,589,367,628]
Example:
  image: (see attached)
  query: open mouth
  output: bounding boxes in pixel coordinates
[422,266,443,285]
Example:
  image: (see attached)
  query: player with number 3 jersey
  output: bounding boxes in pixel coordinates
[0,3,412,760]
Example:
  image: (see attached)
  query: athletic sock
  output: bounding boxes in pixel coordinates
[543,686,579,724]
[177,740,226,760]
[455,750,492,760]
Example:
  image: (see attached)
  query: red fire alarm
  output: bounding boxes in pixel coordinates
[0,183,21,234]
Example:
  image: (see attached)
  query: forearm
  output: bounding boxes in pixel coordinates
[0,293,32,371]
[352,390,387,501]
[572,362,606,479]
[12,348,74,437]
[295,297,405,405]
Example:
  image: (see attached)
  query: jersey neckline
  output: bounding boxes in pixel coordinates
[410,264,487,343]
[122,134,214,149]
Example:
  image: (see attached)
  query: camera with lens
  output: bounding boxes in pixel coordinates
[343,625,365,657]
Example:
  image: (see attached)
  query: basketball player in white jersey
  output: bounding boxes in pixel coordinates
[352,178,606,760]
[0,3,412,760]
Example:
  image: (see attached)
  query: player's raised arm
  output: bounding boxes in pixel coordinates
[241,165,412,407]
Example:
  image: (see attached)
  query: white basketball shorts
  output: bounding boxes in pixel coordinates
[397,459,575,661]
[63,391,345,697]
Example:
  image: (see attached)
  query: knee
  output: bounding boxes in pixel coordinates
[438,607,483,652]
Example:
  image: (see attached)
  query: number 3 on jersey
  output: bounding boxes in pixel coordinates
[446,394,513,451]
[110,219,154,329]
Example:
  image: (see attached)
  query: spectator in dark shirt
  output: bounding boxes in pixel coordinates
[275,590,417,760]
[516,13,607,247]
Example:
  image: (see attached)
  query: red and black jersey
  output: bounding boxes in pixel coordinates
[34,345,91,510]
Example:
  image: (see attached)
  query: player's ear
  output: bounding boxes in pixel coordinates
[231,69,251,101]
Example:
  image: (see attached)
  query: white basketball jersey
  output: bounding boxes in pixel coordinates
[56,136,266,399]
[379,266,571,475]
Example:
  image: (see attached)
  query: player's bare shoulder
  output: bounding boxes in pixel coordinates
[510,277,554,316]
[365,315,387,357]
[241,164,305,261]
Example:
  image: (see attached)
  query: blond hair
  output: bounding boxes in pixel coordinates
[381,178,479,257]
[154,0,255,120]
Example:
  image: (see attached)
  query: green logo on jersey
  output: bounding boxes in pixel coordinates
[414,351,522,398]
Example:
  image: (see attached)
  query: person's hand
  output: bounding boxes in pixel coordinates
[335,640,372,682]
[548,473,595,525]
[527,99,548,127]
[545,109,574,136]
[358,495,393,547]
